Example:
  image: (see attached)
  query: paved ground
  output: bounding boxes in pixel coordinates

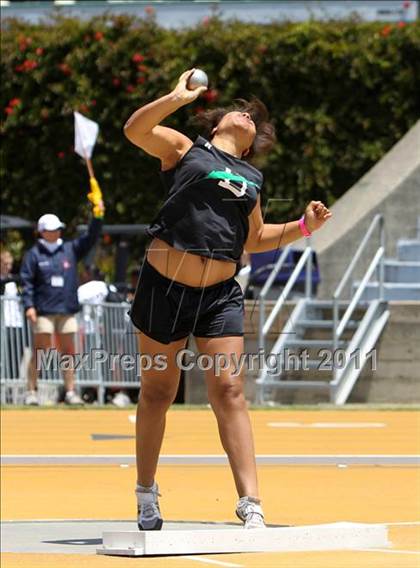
[1,408,419,567]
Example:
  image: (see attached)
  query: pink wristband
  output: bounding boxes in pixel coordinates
[298,216,312,237]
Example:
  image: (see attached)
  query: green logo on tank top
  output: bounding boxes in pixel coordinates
[205,168,259,198]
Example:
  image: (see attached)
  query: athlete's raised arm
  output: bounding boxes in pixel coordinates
[123,69,207,170]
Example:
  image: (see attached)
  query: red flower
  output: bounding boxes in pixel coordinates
[126,84,135,93]
[112,77,121,87]
[203,89,218,103]
[79,104,89,114]
[17,59,38,72]
[5,107,14,115]
[132,53,145,63]
[137,64,148,73]
[398,21,406,28]
[18,36,32,50]
[57,151,65,159]
[137,76,146,84]
[202,16,210,26]
[94,31,104,41]
[36,47,44,56]
[381,25,392,37]
[58,62,72,75]
[9,98,21,107]
[90,99,97,106]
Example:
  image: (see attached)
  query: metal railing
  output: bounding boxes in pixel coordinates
[258,240,313,353]
[0,297,140,405]
[332,213,385,378]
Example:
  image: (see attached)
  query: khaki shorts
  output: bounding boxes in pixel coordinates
[33,314,78,335]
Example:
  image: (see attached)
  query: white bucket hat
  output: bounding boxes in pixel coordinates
[37,214,65,232]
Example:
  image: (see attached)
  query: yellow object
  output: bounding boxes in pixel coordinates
[87,177,105,218]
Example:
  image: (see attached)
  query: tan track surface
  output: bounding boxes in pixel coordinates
[2,409,419,567]
[2,409,420,455]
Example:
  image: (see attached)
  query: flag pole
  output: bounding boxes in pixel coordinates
[85,156,95,179]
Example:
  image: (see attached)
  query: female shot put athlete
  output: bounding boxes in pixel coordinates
[124,69,332,530]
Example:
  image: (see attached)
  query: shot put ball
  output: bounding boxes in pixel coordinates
[187,69,208,90]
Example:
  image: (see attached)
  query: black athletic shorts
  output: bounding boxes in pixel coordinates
[128,258,244,345]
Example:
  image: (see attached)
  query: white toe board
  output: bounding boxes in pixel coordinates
[97,522,389,556]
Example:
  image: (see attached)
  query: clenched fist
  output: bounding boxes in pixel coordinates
[304,201,332,232]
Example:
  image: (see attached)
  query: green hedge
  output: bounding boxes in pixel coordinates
[2,14,419,234]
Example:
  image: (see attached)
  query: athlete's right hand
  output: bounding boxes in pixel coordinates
[25,307,37,324]
[171,69,207,104]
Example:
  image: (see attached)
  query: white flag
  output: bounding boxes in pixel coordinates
[74,111,99,160]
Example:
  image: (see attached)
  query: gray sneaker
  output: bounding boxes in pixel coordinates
[236,496,266,529]
[24,390,39,406]
[135,482,162,530]
[64,390,84,405]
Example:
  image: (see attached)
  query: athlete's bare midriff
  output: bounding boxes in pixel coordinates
[146,237,237,287]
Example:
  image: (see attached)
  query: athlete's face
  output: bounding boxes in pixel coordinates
[216,111,256,146]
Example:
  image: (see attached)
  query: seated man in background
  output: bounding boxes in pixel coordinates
[20,194,104,406]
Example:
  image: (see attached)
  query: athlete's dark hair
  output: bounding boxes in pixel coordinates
[193,97,276,161]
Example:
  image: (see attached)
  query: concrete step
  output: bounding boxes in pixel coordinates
[296,319,359,330]
[285,338,347,348]
[307,308,366,323]
[301,328,355,342]
[397,239,420,262]
[257,379,330,390]
[305,299,368,318]
[306,300,348,308]
[353,281,420,301]
[384,259,420,283]
[262,358,332,374]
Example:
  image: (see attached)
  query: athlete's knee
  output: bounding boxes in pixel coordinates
[208,378,245,408]
[139,382,177,409]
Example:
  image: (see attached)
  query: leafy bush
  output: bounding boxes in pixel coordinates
[2,14,419,237]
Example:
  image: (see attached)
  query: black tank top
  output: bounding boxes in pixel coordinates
[146,135,263,262]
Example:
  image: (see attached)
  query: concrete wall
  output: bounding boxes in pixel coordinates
[184,299,420,405]
[350,301,420,403]
[306,120,420,299]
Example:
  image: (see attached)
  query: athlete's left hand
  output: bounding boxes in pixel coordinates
[304,201,332,232]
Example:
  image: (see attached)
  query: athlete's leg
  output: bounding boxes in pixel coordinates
[136,332,188,486]
[195,335,259,499]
